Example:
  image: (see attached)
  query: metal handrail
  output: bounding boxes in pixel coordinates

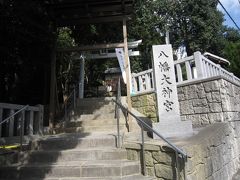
[113,78,188,179]
[0,105,29,151]
[113,99,187,158]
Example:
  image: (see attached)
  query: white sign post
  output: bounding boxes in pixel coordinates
[116,48,127,84]
[152,45,193,138]
[115,48,133,94]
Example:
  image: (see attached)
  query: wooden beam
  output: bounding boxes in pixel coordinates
[54,4,133,15]
[57,42,125,52]
[123,17,132,132]
[49,0,134,9]
[56,14,132,26]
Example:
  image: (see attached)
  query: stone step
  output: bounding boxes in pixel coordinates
[13,174,157,180]
[77,98,115,107]
[0,160,140,179]
[21,148,127,163]
[77,103,116,111]
[77,108,115,115]
[31,134,117,150]
[76,113,124,121]
[67,118,126,127]
[55,125,126,134]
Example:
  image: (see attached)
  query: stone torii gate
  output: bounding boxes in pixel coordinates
[47,0,135,130]
[73,40,142,99]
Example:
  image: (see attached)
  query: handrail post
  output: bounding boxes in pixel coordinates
[20,111,24,151]
[9,109,15,137]
[141,124,146,176]
[116,104,120,148]
[73,86,76,109]
[116,77,121,148]
[183,154,187,180]
[64,104,67,122]
[175,151,180,180]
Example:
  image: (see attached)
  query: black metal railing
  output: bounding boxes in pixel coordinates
[113,78,188,179]
[0,105,29,151]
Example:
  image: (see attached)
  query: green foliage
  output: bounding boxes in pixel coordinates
[57,28,75,48]
[223,27,240,43]
[224,42,240,78]
[56,28,78,98]
[128,0,164,71]
[152,0,225,55]
[0,1,53,104]
[223,28,240,78]
[72,23,123,45]
[126,0,226,71]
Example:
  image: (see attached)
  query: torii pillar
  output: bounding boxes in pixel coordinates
[49,37,57,130]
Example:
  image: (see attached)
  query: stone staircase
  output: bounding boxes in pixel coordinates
[0,97,155,180]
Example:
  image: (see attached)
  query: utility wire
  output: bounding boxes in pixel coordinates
[217,0,240,30]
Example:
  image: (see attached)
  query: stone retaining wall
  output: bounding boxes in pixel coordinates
[185,122,240,180]
[178,77,240,127]
[124,122,240,180]
[131,77,240,127]
[124,142,181,180]
[131,93,157,123]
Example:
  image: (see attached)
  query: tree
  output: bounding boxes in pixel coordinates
[224,42,240,78]
[128,0,164,71]
[127,0,227,72]
[0,0,53,104]
[153,0,225,55]
[56,28,77,100]
[223,28,240,78]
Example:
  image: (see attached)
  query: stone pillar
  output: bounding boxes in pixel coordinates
[194,51,206,79]
[37,105,44,135]
[152,45,193,138]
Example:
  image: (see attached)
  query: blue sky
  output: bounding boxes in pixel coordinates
[217,0,240,29]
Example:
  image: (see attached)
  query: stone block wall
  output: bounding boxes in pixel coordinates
[131,77,240,127]
[184,122,240,180]
[124,143,182,180]
[124,122,240,180]
[178,77,240,127]
[131,93,157,122]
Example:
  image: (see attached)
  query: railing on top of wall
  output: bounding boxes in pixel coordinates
[0,103,44,138]
[132,51,240,95]
[132,69,155,95]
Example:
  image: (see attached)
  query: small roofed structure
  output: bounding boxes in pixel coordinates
[104,68,123,96]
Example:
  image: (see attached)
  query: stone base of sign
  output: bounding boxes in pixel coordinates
[153,120,193,139]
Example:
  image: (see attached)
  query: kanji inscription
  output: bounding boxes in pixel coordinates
[152,44,181,121]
